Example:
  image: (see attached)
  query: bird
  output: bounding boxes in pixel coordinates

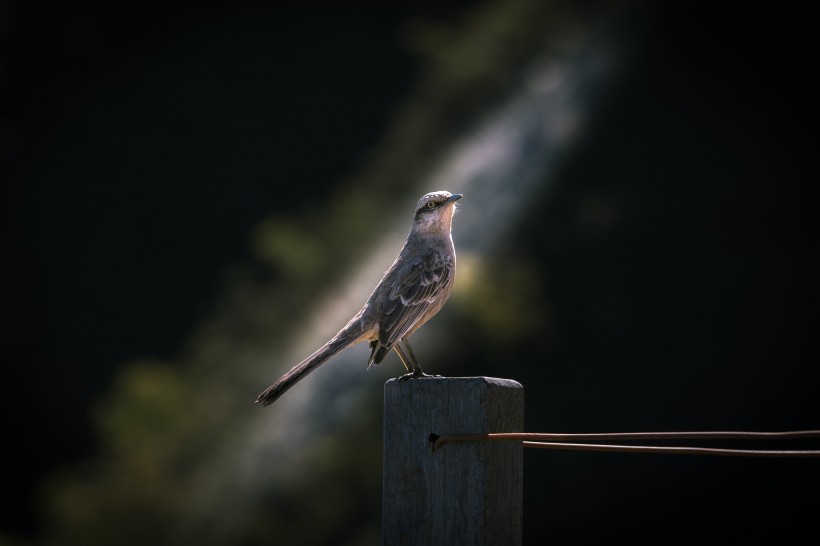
[255,190,462,406]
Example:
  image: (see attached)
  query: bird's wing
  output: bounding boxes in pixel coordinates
[378,251,453,348]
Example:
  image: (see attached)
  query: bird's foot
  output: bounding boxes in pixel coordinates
[397,370,441,381]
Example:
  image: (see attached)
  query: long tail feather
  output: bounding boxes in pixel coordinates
[255,326,364,406]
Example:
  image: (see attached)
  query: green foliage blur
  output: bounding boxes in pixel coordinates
[28,1,586,544]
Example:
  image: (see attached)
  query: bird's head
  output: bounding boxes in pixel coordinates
[412,191,463,236]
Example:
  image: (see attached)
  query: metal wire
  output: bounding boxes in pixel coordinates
[431,430,820,457]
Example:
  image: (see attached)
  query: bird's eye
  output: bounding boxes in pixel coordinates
[427,201,436,209]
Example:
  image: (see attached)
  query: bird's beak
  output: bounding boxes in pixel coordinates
[444,194,463,205]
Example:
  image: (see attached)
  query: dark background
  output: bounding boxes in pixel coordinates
[2,1,818,544]
[2,1,430,538]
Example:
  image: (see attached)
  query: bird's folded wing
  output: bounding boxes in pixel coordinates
[379,253,452,347]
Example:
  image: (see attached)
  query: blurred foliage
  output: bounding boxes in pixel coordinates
[453,253,550,345]
[32,1,595,545]
[252,216,327,278]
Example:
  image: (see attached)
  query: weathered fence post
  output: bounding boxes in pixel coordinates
[383,376,524,545]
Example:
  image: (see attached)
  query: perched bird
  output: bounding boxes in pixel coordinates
[256,190,462,406]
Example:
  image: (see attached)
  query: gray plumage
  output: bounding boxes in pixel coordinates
[256,191,462,406]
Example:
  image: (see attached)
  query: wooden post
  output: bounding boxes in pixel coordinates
[383,376,524,545]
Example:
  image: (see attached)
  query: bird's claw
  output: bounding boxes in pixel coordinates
[397,371,441,381]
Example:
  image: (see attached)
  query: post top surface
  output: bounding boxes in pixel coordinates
[384,376,522,389]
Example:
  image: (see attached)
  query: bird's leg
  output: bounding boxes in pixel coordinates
[401,338,441,379]
[401,339,424,375]
[392,344,414,379]
[393,343,430,381]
